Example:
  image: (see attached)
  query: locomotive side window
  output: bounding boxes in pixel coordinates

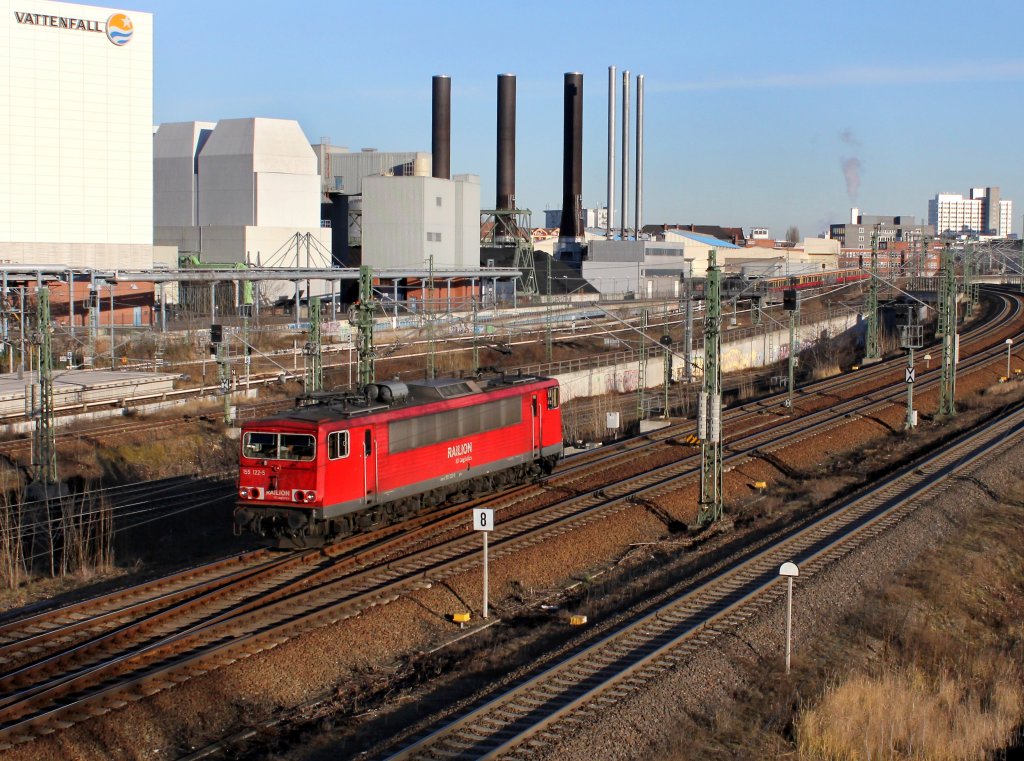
[328,431,349,460]
[241,432,315,461]
[547,387,560,409]
[364,429,372,455]
[389,398,521,453]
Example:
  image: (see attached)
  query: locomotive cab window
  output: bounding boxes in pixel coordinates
[280,434,315,461]
[242,432,277,459]
[241,432,315,461]
[546,387,560,409]
[328,431,349,460]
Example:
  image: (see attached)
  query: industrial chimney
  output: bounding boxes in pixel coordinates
[606,65,616,240]
[432,75,451,180]
[557,72,584,259]
[634,74,644,237]
[496,73,516,211]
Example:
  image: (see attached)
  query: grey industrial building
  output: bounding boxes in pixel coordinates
[829,210,934,248]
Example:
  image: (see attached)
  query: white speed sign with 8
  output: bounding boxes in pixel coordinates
[473,508,494,532]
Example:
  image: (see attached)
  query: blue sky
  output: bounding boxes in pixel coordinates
[129,0,1024,239]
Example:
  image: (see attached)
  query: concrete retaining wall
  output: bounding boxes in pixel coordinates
[554,312,863,403]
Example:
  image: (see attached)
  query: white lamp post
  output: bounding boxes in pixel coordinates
[924,353,932,370]
[1006,338,1013,379]
[779,561,800,674]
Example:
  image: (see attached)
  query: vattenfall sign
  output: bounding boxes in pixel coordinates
[12,10,134,45]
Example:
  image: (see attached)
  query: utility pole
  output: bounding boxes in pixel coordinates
[963,242,975,318]
[32,286,57,487]
[697,249,723,526]
[87,284,99,367]
[661,335,672,418]
[938,244,957,417]
[683,284,694,383]
[900,306,923,430]
[864,226,881,363]
[426,255,436,380]
[545,255,553,364]
[357,265,376,388]
[304,298,322,393]
[471,293,479,372]
[784,289,799,409]
[210,323,231,424]
[217,337,231,424]
[636,309,648,423]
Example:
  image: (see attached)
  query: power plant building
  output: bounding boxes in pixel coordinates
[312,143,431,195]
[361,174,480,269]
[153,118,330,265]
[0,0,153,269]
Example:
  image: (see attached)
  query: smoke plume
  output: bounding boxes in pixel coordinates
[838,129,862,202]
[841,157,861,202]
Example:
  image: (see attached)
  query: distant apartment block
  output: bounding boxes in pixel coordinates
[829,209,934,248]
[928,187,1012,238]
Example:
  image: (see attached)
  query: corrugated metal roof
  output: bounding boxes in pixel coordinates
[667,231,740,249]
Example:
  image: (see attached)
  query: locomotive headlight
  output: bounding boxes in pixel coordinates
[239,488,250,499]
[304,492,316,503]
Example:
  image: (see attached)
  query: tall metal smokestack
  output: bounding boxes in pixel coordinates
[607,66,616,240]
[620,70,630,239]
[432,75,451,180]
[634,74,644,237]
[558,72,584,250]
[496,74,516,211]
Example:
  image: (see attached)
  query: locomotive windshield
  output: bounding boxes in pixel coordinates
[242,432,316,461]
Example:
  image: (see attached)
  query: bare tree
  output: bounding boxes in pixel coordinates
[785,225,801,244]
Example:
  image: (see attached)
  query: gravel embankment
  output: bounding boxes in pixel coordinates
[526,443,1017,761]
[6,359,1020,761]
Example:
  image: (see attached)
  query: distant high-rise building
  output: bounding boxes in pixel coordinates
[928,188,1013,238]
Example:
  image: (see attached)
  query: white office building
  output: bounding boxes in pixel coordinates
[928,187,1013,238]
[0,0,153,268]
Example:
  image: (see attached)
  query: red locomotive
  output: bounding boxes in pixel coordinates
[235,373,563,547]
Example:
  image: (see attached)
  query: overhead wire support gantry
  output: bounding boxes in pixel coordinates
[863,226,881,364]
[937,244,957,417]
[480,208,538,296]
[304,298,323,394]
[696,249,723,527]
[32,286,57,488]
[357,265,376,388]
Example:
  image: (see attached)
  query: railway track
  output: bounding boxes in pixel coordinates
[0,289,1018,750]
[384,391,1024,760]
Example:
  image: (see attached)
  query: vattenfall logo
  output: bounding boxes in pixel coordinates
[12,10,134,46]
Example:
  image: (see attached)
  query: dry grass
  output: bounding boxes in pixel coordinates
[798,665,1022,760]
[795,494,1024,760]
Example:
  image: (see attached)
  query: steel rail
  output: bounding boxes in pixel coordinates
[0,290,1017,748]
[386,396,1024,760]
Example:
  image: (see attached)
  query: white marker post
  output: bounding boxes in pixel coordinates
[473,508,494,619]
[779,561,799,674]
